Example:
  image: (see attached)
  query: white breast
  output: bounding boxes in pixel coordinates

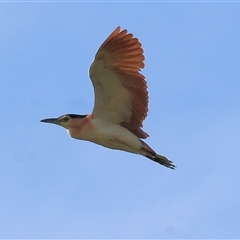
[84,118,142,154]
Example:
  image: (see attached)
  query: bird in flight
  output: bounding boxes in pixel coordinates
[41,26,175,169]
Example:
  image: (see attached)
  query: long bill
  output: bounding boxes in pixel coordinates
[40,118,59,125]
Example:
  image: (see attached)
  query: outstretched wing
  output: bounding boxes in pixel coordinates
[89,26,149,139]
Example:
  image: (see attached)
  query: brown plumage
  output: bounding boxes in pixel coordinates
[41,27,175,169]
[90,26,149,139]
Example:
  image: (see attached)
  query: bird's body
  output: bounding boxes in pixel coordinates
[68,116,142,154]
[41,27,175,169]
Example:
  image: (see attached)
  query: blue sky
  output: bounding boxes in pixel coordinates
[1,2,240,239]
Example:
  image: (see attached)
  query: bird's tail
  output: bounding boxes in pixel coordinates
[140,140,176,169]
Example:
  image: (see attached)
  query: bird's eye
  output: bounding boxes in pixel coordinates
[62,116,70,122]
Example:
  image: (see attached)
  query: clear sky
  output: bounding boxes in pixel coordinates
[1,2,240,239]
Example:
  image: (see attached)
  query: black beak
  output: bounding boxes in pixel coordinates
[40,118,59,125]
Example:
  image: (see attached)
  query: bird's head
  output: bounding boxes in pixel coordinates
[40,114,87,129]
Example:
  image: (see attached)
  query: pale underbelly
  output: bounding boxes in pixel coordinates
[70,121,142,154]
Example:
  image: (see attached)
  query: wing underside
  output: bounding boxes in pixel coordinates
[89,27,149,139]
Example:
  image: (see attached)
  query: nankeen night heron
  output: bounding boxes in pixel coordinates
[41,27,175,169]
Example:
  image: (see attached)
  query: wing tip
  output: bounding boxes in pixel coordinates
[98,26,144,71]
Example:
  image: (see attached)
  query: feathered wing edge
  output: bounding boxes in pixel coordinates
[97,26,149,139]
